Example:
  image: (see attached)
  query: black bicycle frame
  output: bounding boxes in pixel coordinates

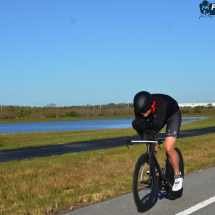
[148,146,165,182]
[125,130,172,189]
[145,130,172,189]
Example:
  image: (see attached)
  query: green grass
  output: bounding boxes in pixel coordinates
[0,133,215,214]
[0,116,215,150]
[0,128,137,150]
[0,115,215,214]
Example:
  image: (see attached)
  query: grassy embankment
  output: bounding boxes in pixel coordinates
[0,128,215,214]
[0,114,214,150]
[0,112,214,124]
[0,116,215,214]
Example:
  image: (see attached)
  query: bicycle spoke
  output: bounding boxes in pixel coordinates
[139,163,145,182]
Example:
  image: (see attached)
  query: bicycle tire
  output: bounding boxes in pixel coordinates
[133,153,156,212]
[165,148,184,200]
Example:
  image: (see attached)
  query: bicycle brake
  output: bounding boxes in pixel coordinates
[158,141,163,150]
[125,140,131,149]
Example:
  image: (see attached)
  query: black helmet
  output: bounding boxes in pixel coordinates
[133,91,152,113]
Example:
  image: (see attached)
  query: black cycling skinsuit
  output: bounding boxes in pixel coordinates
[134,94,181,138]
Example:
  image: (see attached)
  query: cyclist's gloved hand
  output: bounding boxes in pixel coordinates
[132,118,149,136]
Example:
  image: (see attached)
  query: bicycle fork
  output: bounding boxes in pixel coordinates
[139,144,153,184]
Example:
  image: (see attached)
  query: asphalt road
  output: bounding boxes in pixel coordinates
[0,127,215,163]
[65,166,215,215]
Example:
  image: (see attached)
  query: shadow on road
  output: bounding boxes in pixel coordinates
[144,186,183,212]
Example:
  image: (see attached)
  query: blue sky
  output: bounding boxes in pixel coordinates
[0,0,215,107]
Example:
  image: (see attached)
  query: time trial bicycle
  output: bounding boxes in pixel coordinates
[125,130,184,212]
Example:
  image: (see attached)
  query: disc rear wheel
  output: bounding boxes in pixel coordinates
[166,148,184,200]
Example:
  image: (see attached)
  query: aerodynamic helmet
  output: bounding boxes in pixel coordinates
[133,91,153,113]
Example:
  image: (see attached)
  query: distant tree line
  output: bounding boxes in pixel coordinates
[180,103,214,114]
[0,103,214,119]
[0,103,134,119]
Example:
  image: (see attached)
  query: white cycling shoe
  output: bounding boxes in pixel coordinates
[172,174,183,191]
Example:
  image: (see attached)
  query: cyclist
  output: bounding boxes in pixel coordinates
[132,91,183,191]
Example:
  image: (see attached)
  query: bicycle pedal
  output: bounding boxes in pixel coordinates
[140,181,150,185]
[161,168,165,175]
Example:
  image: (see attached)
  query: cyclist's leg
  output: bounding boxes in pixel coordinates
[164,137,179,175]
[165,109,181,175]
[165,109,183,191]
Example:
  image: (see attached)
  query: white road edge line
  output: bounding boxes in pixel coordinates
[175,196,215,215]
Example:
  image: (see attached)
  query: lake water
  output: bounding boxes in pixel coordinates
[0,117,209,134]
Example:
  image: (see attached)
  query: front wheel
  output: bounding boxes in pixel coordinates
[133,153,156,212]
